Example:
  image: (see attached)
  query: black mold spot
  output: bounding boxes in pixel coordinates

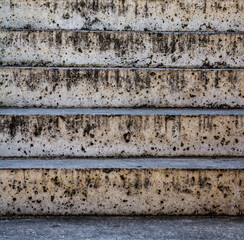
[63,13,70,19]
[83,123,95,137]
[34,124,42,137]
[123,132,131,143]
[102,169,113,174]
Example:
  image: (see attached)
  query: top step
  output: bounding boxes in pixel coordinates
[0,0,243,32]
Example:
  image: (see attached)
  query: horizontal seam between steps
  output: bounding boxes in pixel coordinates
[1,157,244,160]
[1,29,244,34]
[1,107,244,110]
[1,168,243,170]
[0,156,243,159]
[1,166,243,170]
[1,159,244,169]
[1,65,243,69]
[0,108,244,115]
[1,66,244,71]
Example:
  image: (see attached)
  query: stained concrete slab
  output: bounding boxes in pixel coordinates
[1,31,243,68]
[1,67,243,108]
[1,0,243,32]
[0,164,243,215]
[0,216,244,240]
[0,111,243,157]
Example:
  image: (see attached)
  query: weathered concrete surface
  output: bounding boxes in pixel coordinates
[0,164,243,215]
[0,110,243,157]
[0,0,243,32]
[1,216,244,240]
[1,67,243,108]
[0,31,243,68]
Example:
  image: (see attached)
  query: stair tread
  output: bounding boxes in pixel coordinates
[1,165,243,215]
[1,67,243,108]
[1,0,243,32]
[1,30,243,68]
[1,158,244,169]
[1,112,243,157]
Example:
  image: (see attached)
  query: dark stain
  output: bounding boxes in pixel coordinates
[34,124,42,137]
[83,123,95,137]
[123,132,131,143]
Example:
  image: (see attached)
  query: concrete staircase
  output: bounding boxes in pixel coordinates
[0,0,243,216]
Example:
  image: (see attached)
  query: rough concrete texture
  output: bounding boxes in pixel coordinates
[0,31,243,68]
[1,216,244,240]
[0,166,243,215]
[0,112,243,157]
[1,67,243,108]
[0,0,243,32]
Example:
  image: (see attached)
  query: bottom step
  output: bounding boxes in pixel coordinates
[1,216,244,240]
[0,158,243,216]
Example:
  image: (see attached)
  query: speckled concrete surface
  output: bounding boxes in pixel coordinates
[0,216,244,240]
[0,111,243,157]
[0,0,243,220]
[1,31,243,68]
[0,162,243,215]
[1,67,243,108]
[1,0,243,32]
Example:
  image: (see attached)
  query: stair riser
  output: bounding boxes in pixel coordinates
[1,0,243,31]
[1,68,243,108]
[0,168,243,215]
[1,114,243,157]
[1,31,243,68]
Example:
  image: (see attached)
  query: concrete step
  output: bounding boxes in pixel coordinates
[0,108,243,157]
[1,216,244,240]
[0,0,243,32]
[0,158,243,215]
[1,31,243,68]
[1,67,243,108]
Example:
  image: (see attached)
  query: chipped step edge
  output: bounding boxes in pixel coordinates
[1,31,243,68]
[0,0,243,32]
[0,166,243,215]
[1,68,243,108]
[0,113,243,157]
